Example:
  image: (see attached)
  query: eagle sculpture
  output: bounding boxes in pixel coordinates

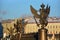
[30,4,50,27]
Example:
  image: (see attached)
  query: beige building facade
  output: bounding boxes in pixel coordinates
[1,17,60,40]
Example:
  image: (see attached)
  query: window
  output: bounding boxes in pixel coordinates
[53,26,55,28]
[56,26,57,28]
[48,26,49,28]
[50,31,52,34]
[56,31,57,34]
[50,25,52,28]
[59,26,60,28]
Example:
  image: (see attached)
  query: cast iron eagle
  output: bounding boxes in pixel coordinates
[30,4,50,27]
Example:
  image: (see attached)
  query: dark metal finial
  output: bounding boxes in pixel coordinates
[41,3,45,8]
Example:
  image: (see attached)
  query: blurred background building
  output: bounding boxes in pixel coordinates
[1,17,60,40]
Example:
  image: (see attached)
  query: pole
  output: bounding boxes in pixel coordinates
[38,27,48,40]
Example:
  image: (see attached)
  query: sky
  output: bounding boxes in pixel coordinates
[0,0,60,20]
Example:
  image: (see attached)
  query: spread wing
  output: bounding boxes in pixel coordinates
[44,5,50,18]
[46,5,50,15]
[30,5,40,18]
